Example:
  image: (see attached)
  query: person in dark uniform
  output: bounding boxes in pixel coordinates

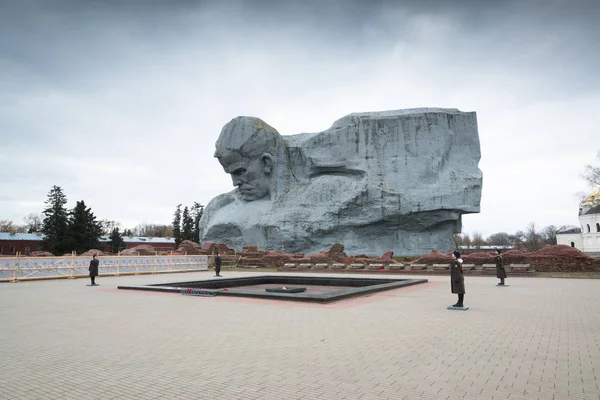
[495,249,507,285]
[89,254,99,286]
[214,252,222,277]
[450,250,465,307]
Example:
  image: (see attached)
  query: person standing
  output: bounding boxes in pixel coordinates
[450,250,465,307]
[496,249,507,286]
[214,252,222,277]
[89,254,99,286]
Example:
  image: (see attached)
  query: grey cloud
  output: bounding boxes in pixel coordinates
[3,0,598,94]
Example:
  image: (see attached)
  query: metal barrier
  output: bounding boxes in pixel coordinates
[0,253,218,282]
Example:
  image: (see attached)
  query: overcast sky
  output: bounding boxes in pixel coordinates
[1,0,599,237]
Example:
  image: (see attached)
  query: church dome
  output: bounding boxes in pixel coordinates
[580,188,600,215]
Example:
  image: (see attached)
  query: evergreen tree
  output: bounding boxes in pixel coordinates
[124,229,133,237]
[67,200,103,254]
[173,204,182,246]
[109,227,125,253]
[181,206,194,241]
[191,202,204,243]
[41,185,70,255]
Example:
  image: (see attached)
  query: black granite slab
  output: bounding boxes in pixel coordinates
[265,287,306,293]
[117,275,428,303]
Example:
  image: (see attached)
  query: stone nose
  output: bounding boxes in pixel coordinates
[231,175,243,187]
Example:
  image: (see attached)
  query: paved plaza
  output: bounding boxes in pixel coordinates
[1,271,599,400]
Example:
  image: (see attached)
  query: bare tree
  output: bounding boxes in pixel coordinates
[99,219,122,235]
[462,233,472,249]
[472,231,485,249]
[486,232,512,247]
[0,220,26,233]
[582,150,600,188]
[161,226,174,238]
[540,225,559,246]
[523,222,543,251]
[453,234,463,249]
[0,220,15,232]
[23,213,44,233]
[509,231,525,250]
[575,191,588,204]
[131,223,173,237]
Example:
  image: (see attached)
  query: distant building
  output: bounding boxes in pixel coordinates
[0,232,44,255]
[556,188,600,256]
[0,233,177,255]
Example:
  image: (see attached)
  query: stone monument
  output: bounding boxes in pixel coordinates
[198,108,482,256]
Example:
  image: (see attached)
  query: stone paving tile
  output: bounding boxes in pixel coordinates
[1,271,600,399]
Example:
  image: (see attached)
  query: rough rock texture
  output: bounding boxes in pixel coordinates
[177,240,204,255]
[524,245,596,272]
[199,242,235,255]
[529,245,592,258]
[412,252,453,265]
[531,258,599,272]
[80,249,106,257]
[171,241,235,255]
[200,108,482,256]
[120,245,158,256]
[237,244,398,268]
[380,251,395,261]
[29,251,54,257]
[462,251,497,265]
[411,246,600,272]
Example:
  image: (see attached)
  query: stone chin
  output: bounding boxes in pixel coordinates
[237,189,270,202]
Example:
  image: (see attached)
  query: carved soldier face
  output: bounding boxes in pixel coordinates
[217,149,273,201]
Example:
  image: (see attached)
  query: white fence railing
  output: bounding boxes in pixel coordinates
[0,253,212,282]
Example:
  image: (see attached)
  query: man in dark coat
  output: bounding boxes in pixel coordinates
[89,255,99,286]
[450,250,465,307]
[214,252,222,277]
[496,249,507,285]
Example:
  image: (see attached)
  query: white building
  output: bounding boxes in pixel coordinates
[557,188,600,256]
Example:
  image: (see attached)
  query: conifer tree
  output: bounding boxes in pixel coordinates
[173,204,182,246]
[41,186,70,255]
[67,200,103,254]
[191,202,204,243]
[181,206,194,241]
[109,227,125,253]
